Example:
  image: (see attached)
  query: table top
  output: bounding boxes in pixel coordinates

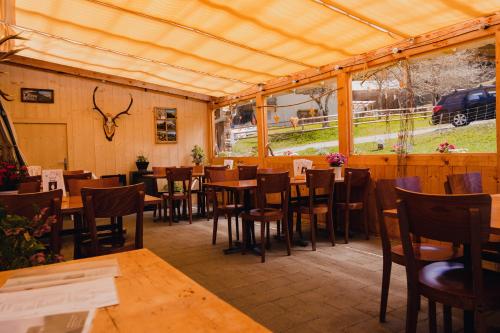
[143,172,204,179]
[62,195,161,214]
[0,249,269,332]
[207,177,343,189]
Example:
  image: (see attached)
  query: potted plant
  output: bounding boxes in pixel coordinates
[191,145,205,165]
[0,161,28,192]
[0,205,63,271]
[325,152,347,180]
[136,154,149,171]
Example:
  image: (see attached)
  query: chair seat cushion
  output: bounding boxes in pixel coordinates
[419,261,500,309]
[241,208,284,222]
[391,243,463,265]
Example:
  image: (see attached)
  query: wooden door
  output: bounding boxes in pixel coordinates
[14,123,68,169]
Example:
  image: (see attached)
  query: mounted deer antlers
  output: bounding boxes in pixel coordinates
[92,86,133,141]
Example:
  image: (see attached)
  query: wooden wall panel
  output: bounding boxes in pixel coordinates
[0,63,209,179]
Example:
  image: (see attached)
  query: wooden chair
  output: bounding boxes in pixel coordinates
[67,177,120,196]
[205,165,230,220]
[240,171,291,263]
[163,167,193,225]
[210,168,242,248]
[101,174,126,186]
[0,190,63,253]
[151,167,169,220]
[18,181,41,194]
[335,168,371,243]
[375,178,463,323]
[294,169,335,250]
[63,172,92,192]
[396,188,499,333]
[238,165,258,180]
[445,172,483,194]
[80,183,145,258]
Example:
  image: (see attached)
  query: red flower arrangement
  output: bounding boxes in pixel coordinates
[326,152,347,167]
[436,142,456,153]
[0,161,28,190]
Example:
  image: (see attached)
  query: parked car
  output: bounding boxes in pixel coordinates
[431,85,496,127]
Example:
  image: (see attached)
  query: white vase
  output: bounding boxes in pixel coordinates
[333,166,342,180]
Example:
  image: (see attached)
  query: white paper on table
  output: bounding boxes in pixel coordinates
[27,166,42,176]
[223,159,234,169]
[41,169,66,196]
[293,159,313,178]
[0,277,118,320]
[0,308,96,333]
[1,259,120,292]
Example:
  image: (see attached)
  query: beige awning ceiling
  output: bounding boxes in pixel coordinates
[8,0,500,97]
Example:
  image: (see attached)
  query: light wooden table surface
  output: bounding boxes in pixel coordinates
[0,249,269,332]
[61,195,161,214]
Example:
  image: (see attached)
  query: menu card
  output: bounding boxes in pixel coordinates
[293,159,313,178]
[41,169,65,195]
[223,159,234,169]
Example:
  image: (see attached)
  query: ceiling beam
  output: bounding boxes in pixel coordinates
[8,55,213,102]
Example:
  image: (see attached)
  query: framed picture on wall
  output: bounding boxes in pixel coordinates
[21,88,54,103]
[154,107,177,143]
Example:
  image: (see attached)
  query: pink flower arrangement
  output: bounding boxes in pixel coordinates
[0,161,27,189]
[436,142,456,153]
[326,152,347,167]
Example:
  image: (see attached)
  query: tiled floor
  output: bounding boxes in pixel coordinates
[62,213,500,332]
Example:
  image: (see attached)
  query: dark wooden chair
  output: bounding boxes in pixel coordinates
[205,165,230,220]
[375,178,463,323]
[163,167,193,225]
[18,181,41,194]
[101,174,126,186]
[238,165,258,180]
[445,172,483,194]
[240,171,291,263]
[80,183,145,258]
[294,169,335,250]
[335,168,371,243]
[151,166,170,220]
[63,172,92,192]
[67,177,120,196]
[396,188,499,333]
[0,190,63,254]
[210,168,242,248]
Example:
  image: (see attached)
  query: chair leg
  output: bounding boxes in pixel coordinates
[282,216,292,256]
[296,212,303,238]
[310,213,316,251]
[379,256,392,322]
[188,197,193,224]
[428,300,437,333]
[212,212,218,245]
[235,215,240,241]
[277,219,281,237]
[327,209,335,246]
[344,209,350,244]
[169,199,174,226]
[260,222,266,263]
[443,305,452,333]
[405,290,419,333]
[227,215,232,247]
[251,222,256,245]
[266,223,271,249]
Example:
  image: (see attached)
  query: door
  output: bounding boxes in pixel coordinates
[14,123,68,169]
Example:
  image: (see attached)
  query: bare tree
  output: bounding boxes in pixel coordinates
[296,86,336,128]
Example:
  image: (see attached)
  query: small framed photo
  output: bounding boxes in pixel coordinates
[154,107,177,143]
[21,88,54,103]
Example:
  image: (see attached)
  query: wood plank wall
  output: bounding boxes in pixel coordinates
[0,63,209,179]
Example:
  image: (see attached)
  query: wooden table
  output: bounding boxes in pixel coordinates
[62,195,162,214]
[0,249,269,332]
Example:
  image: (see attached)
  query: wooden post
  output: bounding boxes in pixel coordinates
[496,31,500,193]
[207,101,215,164]
[255,93,266,167]
[337,72,351,160]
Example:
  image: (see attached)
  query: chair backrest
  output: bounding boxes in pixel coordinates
[343,168,371,203]
[63,170,84,175]
[152,167,168,177]
[396,188,491,301]
[166,167,192,194]
[255,171,290,211]
[205,166,229,182]
[0,189,63,253]
[238,165,258,180]
[81,183,145,256]
[209,169,238,183]
[446,172,483,194]
[18,181,41,194]
[395,176,421,192]
[101,174,126,186]
[375,179,398,255]
[63,172,92,191]
[306,169,335,209]
[68,177,120,196]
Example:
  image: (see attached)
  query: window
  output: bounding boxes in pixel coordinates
[213,100,257,157]
[351,37,496,154]
[265,78,338,156]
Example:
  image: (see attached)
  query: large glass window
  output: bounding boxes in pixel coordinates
[351,38,496,154]
[213,100,257,157]
[265,78,338,156]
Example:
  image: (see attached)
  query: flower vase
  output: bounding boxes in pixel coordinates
[330,165,342,181]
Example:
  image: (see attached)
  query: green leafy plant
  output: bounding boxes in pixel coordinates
[191,145,205,164]
[136,154,148,163]
[0,205,63,271]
